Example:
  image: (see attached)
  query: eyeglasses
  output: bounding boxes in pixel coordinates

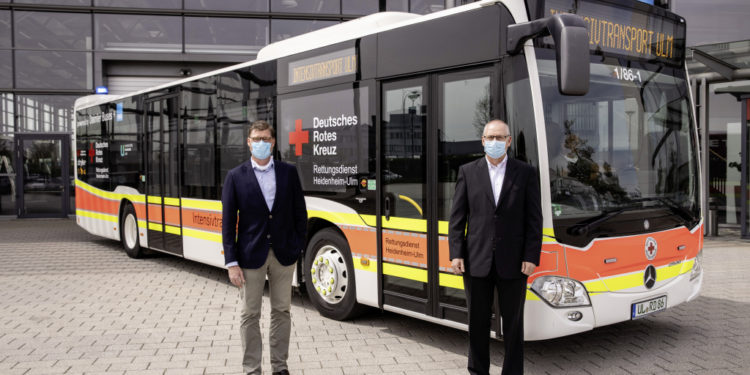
[248,136,273,142]
[483,135,509,141]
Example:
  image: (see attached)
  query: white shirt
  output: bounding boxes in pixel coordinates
[486,155,508,205]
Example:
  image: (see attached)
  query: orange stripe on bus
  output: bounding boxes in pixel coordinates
[164,205,181,226]
[340,226,376,257]
[564,226,701,281]
[148,204,162,223]
[381,230,428,268]
[181,208,223,233]
[75,186,119,215]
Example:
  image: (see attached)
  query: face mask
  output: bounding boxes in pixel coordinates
[251,140,272,160]
[484,140,506,159]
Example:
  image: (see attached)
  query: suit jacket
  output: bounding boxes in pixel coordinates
[221,159,307,269]
[448,156,542,279]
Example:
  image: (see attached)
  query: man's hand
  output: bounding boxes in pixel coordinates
[521,261,536,276]
[228,266,245,287]
[451,258,465,275]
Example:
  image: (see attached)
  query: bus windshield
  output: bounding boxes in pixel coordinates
[537,49,700,246]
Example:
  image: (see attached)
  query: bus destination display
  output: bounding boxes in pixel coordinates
[542,0,685,65]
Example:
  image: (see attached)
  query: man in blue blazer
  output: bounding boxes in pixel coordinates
[222,120,307,375]
[449,119,542,375]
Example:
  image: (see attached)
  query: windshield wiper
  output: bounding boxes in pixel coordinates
[630,196,697,227]
[567,204,643,236]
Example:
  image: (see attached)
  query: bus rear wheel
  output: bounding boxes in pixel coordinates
[120,204,143,258]
[304,228,364,320]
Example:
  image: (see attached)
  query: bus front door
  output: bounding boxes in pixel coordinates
[380,67,495,327]
[144,96,183,256]
[380,77,436,316]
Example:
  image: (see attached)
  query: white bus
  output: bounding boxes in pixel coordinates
[75,0,703,340]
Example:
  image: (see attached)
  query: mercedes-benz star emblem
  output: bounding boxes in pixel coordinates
[644,265,657,289]
[644,219,650,230]
[645,237,657,260]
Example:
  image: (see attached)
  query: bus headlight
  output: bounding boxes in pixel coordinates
[531,276,591,307]
[690,251,702,281]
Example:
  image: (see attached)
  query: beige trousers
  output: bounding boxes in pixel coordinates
[240,250,295,375]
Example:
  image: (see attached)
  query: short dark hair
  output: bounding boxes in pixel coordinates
[247,120,275,138]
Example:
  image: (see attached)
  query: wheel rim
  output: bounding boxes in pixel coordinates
[124,213,138,249]
[309,244,348,304]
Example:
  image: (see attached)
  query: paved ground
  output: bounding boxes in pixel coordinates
[0,218,748,375]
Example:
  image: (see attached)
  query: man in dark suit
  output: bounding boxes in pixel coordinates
[222,120,307,375]
[449,119,542,375]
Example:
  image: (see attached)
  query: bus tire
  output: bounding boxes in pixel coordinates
[120,204,143,258]
[304,228,364,320]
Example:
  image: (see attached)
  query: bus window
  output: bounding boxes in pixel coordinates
[437,70,490,309]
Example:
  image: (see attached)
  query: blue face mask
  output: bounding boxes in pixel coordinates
[484,140,506,159]
[251,141,272,160]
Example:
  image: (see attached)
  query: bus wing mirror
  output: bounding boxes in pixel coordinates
[507,14,590,96]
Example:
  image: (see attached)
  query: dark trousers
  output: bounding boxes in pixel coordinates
[464,266,528,375]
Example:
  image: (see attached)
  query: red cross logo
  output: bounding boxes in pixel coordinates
[89,142,95,163]
[288,119,309,156]
[645,237,657,260]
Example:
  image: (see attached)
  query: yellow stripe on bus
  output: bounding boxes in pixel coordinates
[381,216,427,233]
[308,210,368,227]
[439,272,464,290]
[181,198,222,211]
[383,262,427,283]
[148,222,163,231]
[352,257,377,272]
[75,179,145,203]
[137,220,147,229]
[182,227,222,243]
[164,225,181,235]
[163,197,180,206]
[147,196,162,204]
[76,209,117,223]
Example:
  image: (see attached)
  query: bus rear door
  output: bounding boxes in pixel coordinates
[144,95,183,256]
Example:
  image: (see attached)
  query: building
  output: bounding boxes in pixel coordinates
[0,0,466,217]
[1,0,749,240]
[674,0,750,238]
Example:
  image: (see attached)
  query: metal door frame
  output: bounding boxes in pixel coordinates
[15,133,71,218]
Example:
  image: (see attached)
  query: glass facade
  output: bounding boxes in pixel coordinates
[0,0,456,217]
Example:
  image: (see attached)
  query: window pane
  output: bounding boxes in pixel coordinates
[186,17,268,54]
[271,0,339,14]
[96,14,182,52]
[15,11,92,50]
[0,93,13,133]
[0,50,11,88]
[386,0,407,11]
[411,0,444,14]
[15,51,92,90]
[343,0,378,15]
[0,134,14,216]
[185,0,268,11]
[94,0,180,8]
[14,0,90,5]
[17,95,78,133]
[271,19,337,43]
[0,11,10,48]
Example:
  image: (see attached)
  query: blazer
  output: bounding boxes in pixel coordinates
[221,159,307,269]
[448,156,542,279]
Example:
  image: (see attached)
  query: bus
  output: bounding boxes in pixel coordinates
[74,0,703,340]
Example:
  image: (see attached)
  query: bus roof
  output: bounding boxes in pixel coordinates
[74,0,521,112]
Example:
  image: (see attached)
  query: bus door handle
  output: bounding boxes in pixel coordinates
[384,195,391,221]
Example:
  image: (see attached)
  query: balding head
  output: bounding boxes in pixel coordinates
[482,120,509,137]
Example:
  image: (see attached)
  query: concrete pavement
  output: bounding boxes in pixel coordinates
[0,218,748,374]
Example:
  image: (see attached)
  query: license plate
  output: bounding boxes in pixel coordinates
[631,295,667,319]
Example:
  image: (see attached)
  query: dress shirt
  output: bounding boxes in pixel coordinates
[252,158,276,211]
[226,158,276,268]
[486,155,508,205]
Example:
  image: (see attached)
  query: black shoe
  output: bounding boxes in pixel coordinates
[272,370,289,375]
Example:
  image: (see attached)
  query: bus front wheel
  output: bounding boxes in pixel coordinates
[304,228,364,320]
[120,204,143,258]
